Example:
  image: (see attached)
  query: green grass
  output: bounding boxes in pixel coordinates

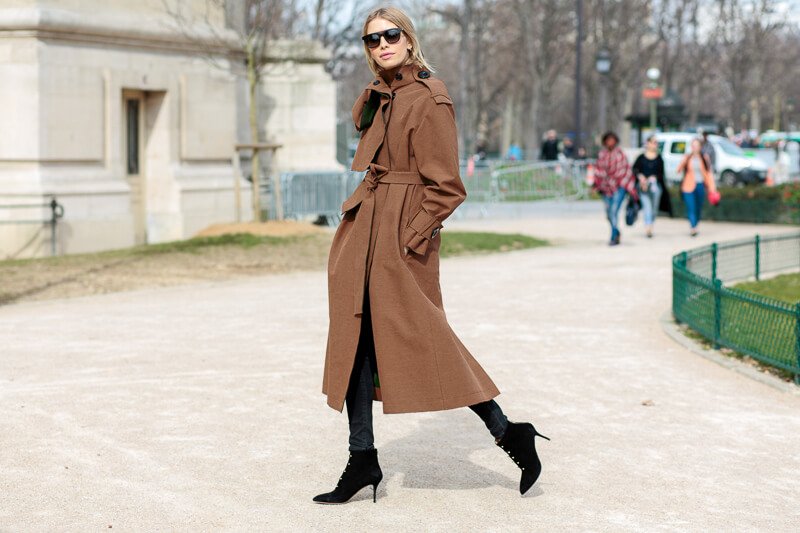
[0,230,548,306]
[440,231,547,257]
[675,275,799,379]
[0,233,308,267]
[677,322,796,382]
[1,230,547,270]
[734,273,800,304]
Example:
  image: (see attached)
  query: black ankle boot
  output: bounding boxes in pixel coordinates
[313,449,383,504]
[496,421,550,495]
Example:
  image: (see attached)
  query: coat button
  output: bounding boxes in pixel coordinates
[418,70,430,79]
[395,72,403,80]
[373,79,380,85]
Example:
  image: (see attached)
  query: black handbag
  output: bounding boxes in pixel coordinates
[625,196,640,226]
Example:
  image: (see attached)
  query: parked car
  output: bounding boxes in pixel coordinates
[655,132,769,186]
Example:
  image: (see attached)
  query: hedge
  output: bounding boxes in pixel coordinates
[667,182,800,224]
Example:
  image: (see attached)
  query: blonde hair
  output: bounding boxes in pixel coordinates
[361,6,434,76]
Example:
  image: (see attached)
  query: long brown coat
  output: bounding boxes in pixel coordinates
[322,62,500,414]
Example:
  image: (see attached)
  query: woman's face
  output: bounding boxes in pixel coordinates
[604,137,617,150]
[691,139,702,153]
[365,17,411,72]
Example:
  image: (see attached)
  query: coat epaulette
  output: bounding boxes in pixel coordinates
[416,75,452,106]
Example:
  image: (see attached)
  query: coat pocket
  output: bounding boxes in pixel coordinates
[403,207,442,256]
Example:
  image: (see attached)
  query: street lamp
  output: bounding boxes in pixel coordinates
[595,48,611,132]
[574,0,584,154]
[646,67,661,131]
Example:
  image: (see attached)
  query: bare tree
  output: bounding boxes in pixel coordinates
[333,0,800,157]
[163,0,295,221]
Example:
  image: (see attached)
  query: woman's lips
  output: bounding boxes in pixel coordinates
[380,52,394,59]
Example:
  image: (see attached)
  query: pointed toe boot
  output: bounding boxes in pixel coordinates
[313,449,383,504]
[496,421,550,495]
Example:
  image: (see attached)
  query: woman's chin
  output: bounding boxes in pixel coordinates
[378,59,402,71]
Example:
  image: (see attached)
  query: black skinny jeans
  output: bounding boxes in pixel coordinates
[345,294,508,451]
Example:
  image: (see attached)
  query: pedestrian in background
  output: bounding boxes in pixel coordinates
[562,136,575,159]
[677,138,718,237]
[593,131,638,246]
[632,135,672,238]
[701,131,716,175]
[540,129,559,161]
[506,142,523,160]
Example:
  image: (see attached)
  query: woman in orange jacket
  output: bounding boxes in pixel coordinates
[677,138,718,236]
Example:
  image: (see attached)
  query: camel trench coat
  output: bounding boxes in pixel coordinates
[321,62,500,414]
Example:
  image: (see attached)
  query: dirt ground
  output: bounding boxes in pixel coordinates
[195,220,327,238]
[2,211,799,530]
[0,222,333,306]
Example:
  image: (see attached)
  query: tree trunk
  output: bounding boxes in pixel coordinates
[247,42,261,222]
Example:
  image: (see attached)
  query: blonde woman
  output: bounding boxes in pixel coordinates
[677,138,717,236]
[314,6,549,504]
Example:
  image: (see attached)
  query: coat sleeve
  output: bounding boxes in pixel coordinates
[404,96,466,255]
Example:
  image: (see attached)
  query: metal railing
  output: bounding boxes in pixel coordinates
[672,232,800,381]
[274,160,593,222]
[269,171,363,224]
[462,160,592,202]
[0,197,65,256]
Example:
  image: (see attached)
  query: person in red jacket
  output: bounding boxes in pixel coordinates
[592,131,638,245]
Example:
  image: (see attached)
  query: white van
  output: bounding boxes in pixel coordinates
[655,133,769,186]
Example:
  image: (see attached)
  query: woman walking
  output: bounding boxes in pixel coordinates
[592,131,638,245]
[315,6,548,504]
[631,135,673,238]
[677,138,717,237]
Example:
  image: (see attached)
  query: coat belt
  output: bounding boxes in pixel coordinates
[348,162,425,316]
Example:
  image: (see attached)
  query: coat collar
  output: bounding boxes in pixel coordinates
[352,63,430,133]
[364,62,425,95]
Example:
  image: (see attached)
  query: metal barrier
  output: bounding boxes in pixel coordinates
[276,160,593,222]
[273,171,363,224]
[672,232,800,381]
[0,197,65,256]
[462,160,591,202]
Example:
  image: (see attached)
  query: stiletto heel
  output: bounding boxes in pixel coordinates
[313,449,384,504]
[533,427,550,441]
[497,421,550,495]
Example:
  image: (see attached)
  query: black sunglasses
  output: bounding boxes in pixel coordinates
[361,28,403,49]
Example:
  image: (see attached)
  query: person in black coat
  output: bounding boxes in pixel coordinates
[540,130,559,161]
[631,135,673,237]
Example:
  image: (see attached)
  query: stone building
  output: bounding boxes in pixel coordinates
[0,0,340,258]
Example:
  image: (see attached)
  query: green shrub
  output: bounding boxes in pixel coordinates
[667,183,800,224]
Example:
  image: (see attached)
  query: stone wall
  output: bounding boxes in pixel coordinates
[0,2,339,258]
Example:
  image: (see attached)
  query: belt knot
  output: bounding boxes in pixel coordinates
[365,163,389,191]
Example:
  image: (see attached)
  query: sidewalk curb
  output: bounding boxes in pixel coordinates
[659,309,800,396]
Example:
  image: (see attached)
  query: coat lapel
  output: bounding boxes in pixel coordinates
[350,64,421,171]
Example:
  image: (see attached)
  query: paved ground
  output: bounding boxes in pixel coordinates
[2,203,799,532]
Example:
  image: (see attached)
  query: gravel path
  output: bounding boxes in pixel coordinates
[1,204,799,531]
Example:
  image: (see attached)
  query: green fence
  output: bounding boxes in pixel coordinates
[672,232,800,381]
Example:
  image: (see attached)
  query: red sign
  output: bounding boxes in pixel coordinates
[643,87,663,99]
